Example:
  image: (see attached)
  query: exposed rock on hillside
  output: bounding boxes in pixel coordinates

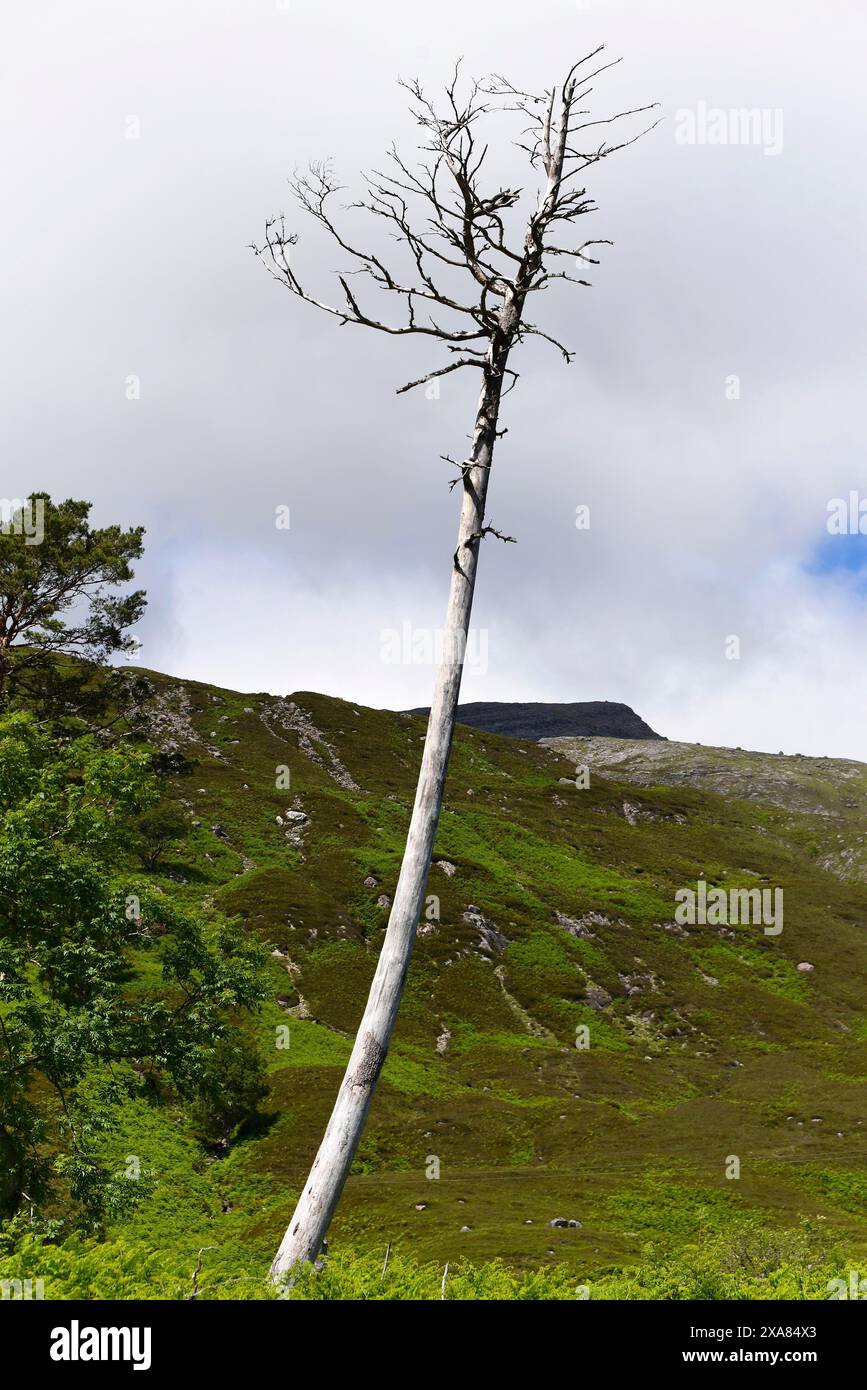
[544,735,867,818]
[262,698,360,791]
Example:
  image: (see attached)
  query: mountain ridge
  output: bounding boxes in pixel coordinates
[405,699,663,741]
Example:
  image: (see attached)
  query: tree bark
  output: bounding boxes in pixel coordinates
[270,353,508,1281]
[264,63,643,1279]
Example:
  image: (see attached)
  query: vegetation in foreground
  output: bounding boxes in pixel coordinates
[0,1223,852,1301]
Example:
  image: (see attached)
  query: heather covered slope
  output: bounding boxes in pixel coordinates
[13,666,867,1296]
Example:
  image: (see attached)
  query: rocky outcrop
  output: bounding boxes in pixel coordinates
[406,700,662,741]
[260,698,360,791]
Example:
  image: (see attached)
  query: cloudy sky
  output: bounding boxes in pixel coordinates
[5,0,867,757]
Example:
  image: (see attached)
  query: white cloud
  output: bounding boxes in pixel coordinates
[7,0,867,757]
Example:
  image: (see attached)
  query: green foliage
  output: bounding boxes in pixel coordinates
[0,1226,844,1301]
[0,711,265,1226]
[186,1033,270,1148]
[597,1225,842,1301]
[0,493,145,719]
[131,805,190,871]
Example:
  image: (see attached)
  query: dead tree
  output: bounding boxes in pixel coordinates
[254,54,657,1284]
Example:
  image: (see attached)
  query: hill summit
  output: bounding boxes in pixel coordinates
[406,699,662,741]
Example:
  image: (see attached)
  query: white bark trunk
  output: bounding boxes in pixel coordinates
[270,366,505,1282]
[271,130,566,1280]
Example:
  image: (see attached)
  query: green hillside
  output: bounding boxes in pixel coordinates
[4,665,867,1299]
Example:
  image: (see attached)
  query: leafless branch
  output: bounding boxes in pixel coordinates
[396,357,485,395]
[252,53,657,429]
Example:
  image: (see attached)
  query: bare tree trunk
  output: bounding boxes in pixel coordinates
[260,58,657,1285]
[270,362,507,1281]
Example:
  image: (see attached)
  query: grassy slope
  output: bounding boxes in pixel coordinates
[35,668,867,1296]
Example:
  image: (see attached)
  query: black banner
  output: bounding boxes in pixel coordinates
[3,1297,862,1376]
